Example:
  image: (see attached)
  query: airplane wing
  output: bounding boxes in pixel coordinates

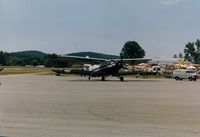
[114,58,152,65]
[56,55,151,65]
[56,55,107,65]
[117,70,157,76]
[52,68,91,76]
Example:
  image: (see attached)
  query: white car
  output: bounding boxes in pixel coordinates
[173,69,198,81]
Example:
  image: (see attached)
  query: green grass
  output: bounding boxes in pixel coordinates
[1,66,26,68]
[0,67,52,75]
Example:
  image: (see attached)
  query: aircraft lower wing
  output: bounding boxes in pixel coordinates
[114,58,151,65]
[52,68,90,75]
[52,68,158,76]
[117,70,158,76]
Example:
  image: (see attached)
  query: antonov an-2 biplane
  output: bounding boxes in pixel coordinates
[52,55,152,81]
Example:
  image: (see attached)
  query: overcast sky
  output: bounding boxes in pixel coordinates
[0,0,200,57]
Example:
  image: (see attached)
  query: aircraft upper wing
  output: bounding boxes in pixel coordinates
[57,55,151,65]
[57,55,107,64]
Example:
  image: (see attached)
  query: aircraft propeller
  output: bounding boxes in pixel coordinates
[119,57,129,71]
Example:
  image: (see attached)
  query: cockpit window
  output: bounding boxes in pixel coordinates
[100,61,113,67]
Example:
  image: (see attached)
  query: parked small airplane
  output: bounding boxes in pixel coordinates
[52,55,152,81]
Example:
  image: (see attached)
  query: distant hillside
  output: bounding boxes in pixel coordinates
[8,51,120,61]
[67,52,120,59]
[5,50,120,66]
[9,50,47,60]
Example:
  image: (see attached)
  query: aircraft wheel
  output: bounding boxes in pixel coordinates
[101,77,105,81]
[120,77,124,81]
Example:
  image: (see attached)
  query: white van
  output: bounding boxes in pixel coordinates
[173,69,198,81]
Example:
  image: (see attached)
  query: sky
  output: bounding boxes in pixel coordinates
[0,0,200,57]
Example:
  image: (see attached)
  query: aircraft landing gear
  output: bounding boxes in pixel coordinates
[88,76,91,80]
[101,76,105,81]
[117,76,124,81]
[120,76,124,81]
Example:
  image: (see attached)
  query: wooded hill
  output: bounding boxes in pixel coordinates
[67,51,119,59]
[9,51,119,60]
[0,50,119,66]
[9,51,47,60]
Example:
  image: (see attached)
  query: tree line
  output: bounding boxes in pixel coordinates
[174,39,200,64]
[0,52,66,67]
[3,39,200,67]
[0,41,146,67]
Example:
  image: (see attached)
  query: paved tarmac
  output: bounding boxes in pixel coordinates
[0,74,200,137]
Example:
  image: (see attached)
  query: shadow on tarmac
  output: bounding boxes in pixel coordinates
[68,79,161,83]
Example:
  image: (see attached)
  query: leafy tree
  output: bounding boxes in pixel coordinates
[173,54,178,58]
[174,53,183,58]
[31,59,39,66]
[9,58,18,66]
[20,61,27,66]
[44,54,70,68]
[179,53,183,58]
[184,39,200,64]
[120,41,145,58]
[44,54,58,67]
[0,51,9,65]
